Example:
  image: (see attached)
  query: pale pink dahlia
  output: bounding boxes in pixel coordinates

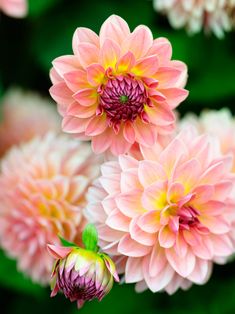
[154,0,235,38]
[0,0,27,18]
[0,89,61,157]
[49,15,188,156]
[0,133,101,284]
[86,128,235,294]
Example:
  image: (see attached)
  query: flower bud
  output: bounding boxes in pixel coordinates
[47,244,119,308]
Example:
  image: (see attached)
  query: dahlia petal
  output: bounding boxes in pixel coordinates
[197,200,225,215]
[137,211,161,233]
[159,88,189,109]
[214,181,233,201]
[116,51,136,73]
[143,261,174,292]
[141,181,167,211]
[200,157,233,184]
[72,27,99,55]
[99,174,120,195]
[50,68,62,84]
[174,233,188,257]
[115,190,144,218]
[109,131,132,156]
[118,155,138,171]
[191,237,214,259]
[103,255,119,282]
[188,259,211,284]
[211,234,233,256]
[62,116,89,134]
[191,185,214,205]
[130,218,156,246]
[148,243,167,277]
[199,215,230,234]
[133,119,156,146]
[106,208,130,232]
[147,38,172,64]
[52,55,81,77]
[86,202,106,223]
[73,88,97,106]
[49,82,73,107]
[169,60,188,88]
[67,102,96,118]
[101,196,116,215]
[87,64,105,86]
[125,257,144,283]
[97,225,123,243]
[118,234,151,257]
[85,115,107,136]
[158,225,176,248]
[166,248,196,277]
[64,70,90,92]
[135,280,148,293]
[167,182,185,203]
[77,42,99,68]
[138,160,166,187]
[100,39,121,69]
[120,168,142,192]
[47,244,72,259]
[101,161,120,176]
[148,89,166,102]
[122,25,153,59]
[99,15,130,46]
[132,55,159,76]
[123,122,136,144]
[91,130,113,154]
[155,67,182,88]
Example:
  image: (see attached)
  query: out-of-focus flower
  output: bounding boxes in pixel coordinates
[47,240,119,308]
[0,0,27,18]
[50,14,188,156]
[0,133,101,284]
[154,0,235,38]
[180,109,235,170]
[0,89,61,157]
[86,127,235,294]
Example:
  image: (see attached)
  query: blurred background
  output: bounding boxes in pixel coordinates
[1,0,235,313]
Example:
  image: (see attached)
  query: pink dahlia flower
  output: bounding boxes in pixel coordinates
[180,109,235,171]
[0,0,27,18]
[154,0,235,38]
[0,89,61,157]
[86,128,235,294]
[48,244,119,308]
[0,133,101,284]
[49,15,188,156]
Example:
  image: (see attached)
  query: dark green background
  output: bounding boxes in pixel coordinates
[1,0,235,313]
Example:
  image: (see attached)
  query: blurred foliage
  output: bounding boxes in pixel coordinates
[1,0,235,313]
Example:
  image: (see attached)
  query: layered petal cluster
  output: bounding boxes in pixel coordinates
[180,109,235,170]
[86,128,235,294]
[0,133,101,284]
[154,0,235,38]
[48,244,119,308]
[50,14,188,155]
[0,0,27,18]
[0,89,61,157]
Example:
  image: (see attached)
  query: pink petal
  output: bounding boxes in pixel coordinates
[47,244,72,259]
[64,69,90,92]
[87,63,105,86]
[52,55,81,77]
[123,122,136,144]
[66,101,96,118]
[148,243,167,277]
[133,119,156,146]
[214,181,233,201]
[101,161,120,176]
[77,42,99,68]
[118,155,138,171]
[122,25,153,59]
[99,15,130,46]
[211,234,233,256]
[106,208,130,232]
[109,131,132,155]
[99,174,120,195]
[198,215,230,234]
[100,39,121,69]
[174,233,188,257]
[118,234,152,257]
[62,116,89,134]
[120,168,142,192]
[166,248,196,277]
[188,259,211,284]
[141,181,167,211]
[115,190,144,218]
[72,27,99,55]
[73,88,97,106]
[159,88,189,109]
[155,67,182,88]
[138,160,166,187]
[91,129,113,154]
[85,115,107,136]
[137,211,161,233]
[147,38,172,64]
[116,51,136,73]
[145,103,175,126]
[191,184,214,205]
[167,182,185,204]
[125,257,144,283]
[158,225,176,248]
[49,82,73,106]
[131,55,159,76]
[129,218,156,246]
[197,200,225,215]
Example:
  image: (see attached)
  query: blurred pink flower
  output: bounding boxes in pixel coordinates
[86,128,235,294]
[0,133,101,284]
[50,15,188,156]
[0,0,27,18]
[0,89,61,157]
[154,0,235,38]
[48,244,119,308]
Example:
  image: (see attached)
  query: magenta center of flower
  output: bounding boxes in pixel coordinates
[98,75,147,126]
[178,206,199,230]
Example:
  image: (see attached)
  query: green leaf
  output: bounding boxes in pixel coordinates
[82,224,98,252]
[58,235,78,248]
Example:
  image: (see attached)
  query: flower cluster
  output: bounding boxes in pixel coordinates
[154,0,235,38]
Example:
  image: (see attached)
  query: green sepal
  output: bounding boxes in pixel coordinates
[82,224,98,252]
[58,235,78,248]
